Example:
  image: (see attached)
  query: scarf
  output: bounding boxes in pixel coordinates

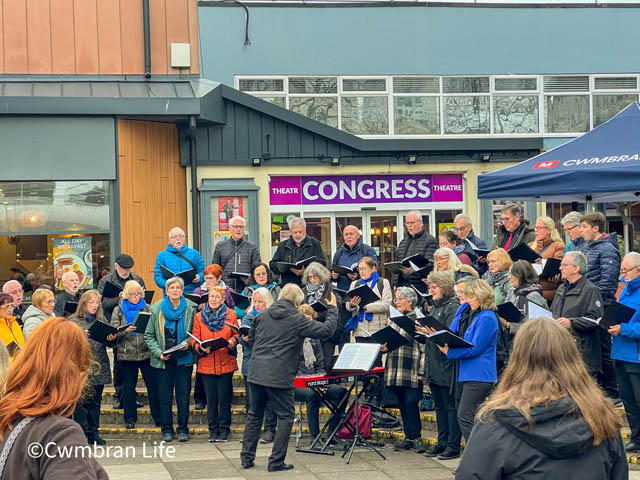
[161,296,186,339]
[344,272,380,332]
[122,299,146,335]
[303,338,316,369]
[453,244,465,256]
[484,270,509,288]
[201,303,227,332]
[306,282,325,304]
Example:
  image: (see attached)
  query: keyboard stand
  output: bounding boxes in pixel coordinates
[342,372,386,464]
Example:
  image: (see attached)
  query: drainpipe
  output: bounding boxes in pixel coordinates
[188,116,200,251]
[143,0,151,78]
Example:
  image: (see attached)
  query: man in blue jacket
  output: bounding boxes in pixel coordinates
[154,227,205,295]
[454,213,487,274]
[581,212,621,401]
[610,252,640,452]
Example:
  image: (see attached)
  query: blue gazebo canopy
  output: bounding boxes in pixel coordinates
[477,102,640,202]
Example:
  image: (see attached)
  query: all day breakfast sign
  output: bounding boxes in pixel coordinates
[269,174,463,206]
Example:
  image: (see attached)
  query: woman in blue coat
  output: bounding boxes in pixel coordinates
[609,252,640,452]
[438,278,498,441]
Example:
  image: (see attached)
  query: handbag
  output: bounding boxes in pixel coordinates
[338,405,372,440]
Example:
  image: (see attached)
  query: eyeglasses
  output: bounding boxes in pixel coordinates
[428,285,440,291]
[170,234,186,239]
[129,292,143,298]
[230,225,244,229]
[621,266,640,276]
[395,296,406,302]
[0,304,14,311]
[500,216,514,223]
[564,225,579,231]
[560,263,574,268]
[405,220,420,226]
[7,289,22,295]
[204,276,218,281]
[454,226,469,232]
[534,226,549,231]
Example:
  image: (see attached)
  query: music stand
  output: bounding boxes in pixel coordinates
[332,343,386,464]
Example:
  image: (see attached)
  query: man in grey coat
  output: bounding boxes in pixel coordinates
[240,284,337,472]
[212,216,262,291]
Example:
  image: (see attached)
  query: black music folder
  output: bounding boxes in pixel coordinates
[390,307,416,336]
[332,264,358,276]
[346,284,380,307]
[497,302,524,324]
[416,314,447,332]
[162,341,188,356]
[384,254,433,274]
[133,312,151,332]
[226,322,250,336]
[144,290,155,304]
[160,264,197,284]
[63,301,78,315]
[310,300,328,313]
[423,330,472,349]
[599,301,637,329]
[508,243,542,263]
[102,281,123,298]
[228,271,251,281]
[230,291,251,310]
[88,321,128,344]
[411,284,433,304]
[275,256,317,274]
[371,326,410,352]
[187,332,229,352]
[332,343,381,372]
[184,293,209,305]
[539,258,561,279]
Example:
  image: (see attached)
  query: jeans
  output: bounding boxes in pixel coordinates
[74,384,104,440]
[241,383,295,469]
[120,359,161,425]
[156,360,192,434]
[456,381,493,441]
[202,372,233,434]
[390,385,422,440]
[429,383,461,452]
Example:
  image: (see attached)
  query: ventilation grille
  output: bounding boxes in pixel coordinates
[393,77,439,94]
[543,76,589,92]
[594,77,638,90]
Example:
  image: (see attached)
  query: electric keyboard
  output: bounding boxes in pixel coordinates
[293,366,384,388]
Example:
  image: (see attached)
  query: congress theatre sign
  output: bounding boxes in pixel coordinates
[269,174,463,205]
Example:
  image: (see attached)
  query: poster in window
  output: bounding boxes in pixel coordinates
[213,231,231,249]
[52,236,93,290]
[218,197,244,231]
[438,223,455,234]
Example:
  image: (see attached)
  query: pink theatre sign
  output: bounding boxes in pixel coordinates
[269,174,464,206]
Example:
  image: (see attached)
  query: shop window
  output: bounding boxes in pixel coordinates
[335,216,364,252]
[271,213,299,258]
[304,217,332,262]
[435,210,463,236]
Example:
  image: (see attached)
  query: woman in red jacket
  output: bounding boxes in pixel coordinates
[190,285,239,443]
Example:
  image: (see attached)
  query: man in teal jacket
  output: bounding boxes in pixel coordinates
[610,252,640,453]
[154,227,205,295]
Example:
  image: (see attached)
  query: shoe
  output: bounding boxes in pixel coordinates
[626,442,640,452]
[136,401,144,409]
[412,439,426,454]
[194,402,206,410]
[178,432,189,442]
[438,449,461,460]
[216,431,229,442]
[260,431,275,444]
[162,432,173,442]
[393,438,413,451]
[112,399,122,409]
[125,423,135,430]
[424,444,446,457]
[208,432,217,443]
[241,461,255,469]
[90,436,106,446]
[268,463,294,472]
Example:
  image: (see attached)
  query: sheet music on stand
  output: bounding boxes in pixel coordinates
[332,343,381,373]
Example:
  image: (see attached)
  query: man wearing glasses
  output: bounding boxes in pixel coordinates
[491,203,535,251]
[212,216,262,292]
[454,214,488,274]
[561,211,587,253]
[154,227,205,295]
[392,210,438,290]
[1,280,26,325]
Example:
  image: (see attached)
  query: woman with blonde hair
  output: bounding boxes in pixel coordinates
[529,215,566,302]
[482,248,513,305]
[69,290,111,445]
[437,279,498,441]
[0,317,108,479]
[456,317,627,479]
[430,248,478,284]
[21,288,55,339]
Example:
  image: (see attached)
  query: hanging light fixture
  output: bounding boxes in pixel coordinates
[18,209,47,228]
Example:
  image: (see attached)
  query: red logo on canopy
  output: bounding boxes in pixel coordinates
[533,161,559,169]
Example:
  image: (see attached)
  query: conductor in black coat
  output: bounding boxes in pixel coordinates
[269,217,327,287]
[240,283,337,472]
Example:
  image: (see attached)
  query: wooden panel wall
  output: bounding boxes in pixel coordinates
[118,119,187,287]
[0,0,199,75]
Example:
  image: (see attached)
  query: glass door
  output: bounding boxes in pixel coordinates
[335,215,364,252]
[368,214,398,282]
[304,216,333,263]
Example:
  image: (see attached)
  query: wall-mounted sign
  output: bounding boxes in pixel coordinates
[269,174,463,206]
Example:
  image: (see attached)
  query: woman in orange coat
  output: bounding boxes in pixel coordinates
[0,293,24,361]
[528,216,565,303]
[190,285,239,443]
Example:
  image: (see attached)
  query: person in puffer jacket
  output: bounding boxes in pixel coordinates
[609,252,640,452]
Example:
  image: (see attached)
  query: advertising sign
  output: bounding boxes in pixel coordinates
[52,236,93,290]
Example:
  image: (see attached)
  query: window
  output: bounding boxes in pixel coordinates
[341,96,389,135]
[493,96,539,134]
[394,96,439,134]
[444,96,490,134]
[256,96,285,108]
[593,94,638,127]
[238,78,284,93]
[289,77,337,94]
[289,97,338,127]
[545,95,589,133]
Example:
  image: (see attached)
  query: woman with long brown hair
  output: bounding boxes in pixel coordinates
[0,317,108,479]
[456,317,627,479]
